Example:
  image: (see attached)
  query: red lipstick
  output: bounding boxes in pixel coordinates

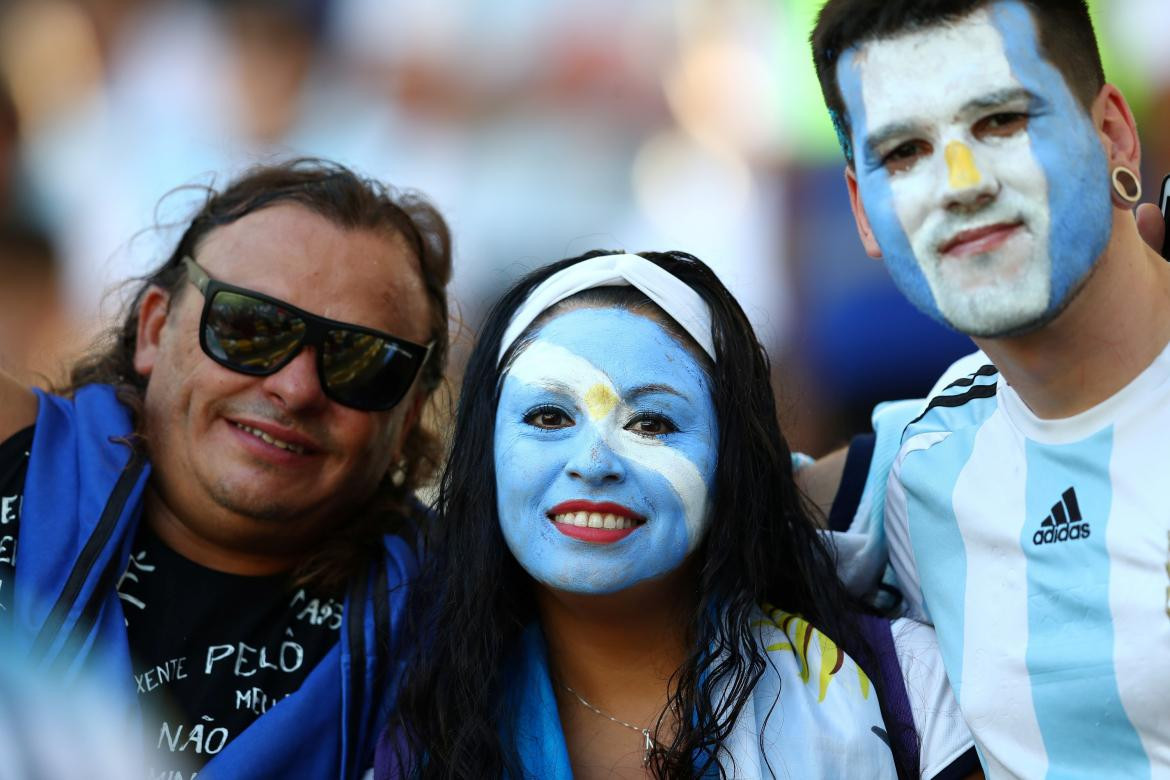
[547,500,645,544]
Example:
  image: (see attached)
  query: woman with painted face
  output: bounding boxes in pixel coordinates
[378,251,976,779]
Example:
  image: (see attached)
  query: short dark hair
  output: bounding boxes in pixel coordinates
[811,0,1105,165]
[65,158,453,589]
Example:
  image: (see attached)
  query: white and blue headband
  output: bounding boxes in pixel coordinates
[497,253,716,365]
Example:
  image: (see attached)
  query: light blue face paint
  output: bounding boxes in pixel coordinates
[493,308,719,595]
[838,0,1112,335]
[988,1,1112,319]
[838,49,942,323]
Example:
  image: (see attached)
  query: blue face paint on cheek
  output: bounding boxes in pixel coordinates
[837,52,946,324]
[989,0,1112,316]
[492,309,719,595]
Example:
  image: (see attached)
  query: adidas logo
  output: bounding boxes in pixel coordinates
[1032,487,1091,546]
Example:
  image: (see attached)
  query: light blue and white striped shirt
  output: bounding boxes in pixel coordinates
[841,346,1170,778]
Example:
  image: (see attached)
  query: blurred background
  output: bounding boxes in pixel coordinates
[0,0,1166,455]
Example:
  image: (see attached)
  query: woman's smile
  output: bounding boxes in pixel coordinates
[548,499,646,543]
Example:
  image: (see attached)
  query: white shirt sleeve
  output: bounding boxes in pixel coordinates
[890,618,977,779]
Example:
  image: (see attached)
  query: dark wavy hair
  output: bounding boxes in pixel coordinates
[811,0,1104,166]
[387,250,916,779]
[61,158,453,590]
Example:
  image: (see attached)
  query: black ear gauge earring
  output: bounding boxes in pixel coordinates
[1111,166,1142,206]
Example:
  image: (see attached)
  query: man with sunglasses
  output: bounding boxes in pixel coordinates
[0,159,452,778]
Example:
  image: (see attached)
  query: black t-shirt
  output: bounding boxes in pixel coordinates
[0,426,29,618]
[0,426,345,775]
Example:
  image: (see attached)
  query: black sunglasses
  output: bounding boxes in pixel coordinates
[183,257,431,411]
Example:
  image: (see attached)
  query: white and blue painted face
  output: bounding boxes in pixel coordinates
[838,0,1112,337]
[493,307,719,595]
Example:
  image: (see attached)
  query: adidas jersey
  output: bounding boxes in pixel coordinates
[881,346,1170,778]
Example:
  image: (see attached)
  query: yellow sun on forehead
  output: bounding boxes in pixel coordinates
[584,383,619,420]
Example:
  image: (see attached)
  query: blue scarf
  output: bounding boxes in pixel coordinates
[10,384,416,778]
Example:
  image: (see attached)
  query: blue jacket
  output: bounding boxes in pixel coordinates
[9,384,416,778]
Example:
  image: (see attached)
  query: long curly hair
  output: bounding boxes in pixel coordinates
[387,250,916,779]
[61,158,453,590]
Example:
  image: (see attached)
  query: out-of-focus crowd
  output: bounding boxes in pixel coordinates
[1,0,1167,454]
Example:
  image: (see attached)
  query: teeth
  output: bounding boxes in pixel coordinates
[233,423,306,454]
[551,512,640,531]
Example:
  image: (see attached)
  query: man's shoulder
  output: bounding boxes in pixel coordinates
[24,385,141,466]
[887,353,1003,521]
[824,352,1001,568]
[897,351,1001,453]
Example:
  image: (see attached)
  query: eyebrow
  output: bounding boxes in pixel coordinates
[533,379,579,396]
[862,87,1042,163]
[524,379,688,402]
[863,121,925,163]
[960,86,1041,114]
[627,383,687,401]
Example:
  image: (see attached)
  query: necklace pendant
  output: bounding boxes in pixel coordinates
[641,728,653,767]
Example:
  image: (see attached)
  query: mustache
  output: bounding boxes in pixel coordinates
[215,401,334,450]
[915,192,1046,257]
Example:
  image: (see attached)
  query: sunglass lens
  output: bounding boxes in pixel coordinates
[204,290,306,373]
[321,329,421,410]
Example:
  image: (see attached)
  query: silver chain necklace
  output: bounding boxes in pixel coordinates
[560,682,657,767]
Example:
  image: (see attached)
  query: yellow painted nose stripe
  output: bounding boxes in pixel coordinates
[945,141,981,189]
[584,383,619,420]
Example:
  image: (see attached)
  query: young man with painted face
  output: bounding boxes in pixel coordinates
[809,0,1170,775]
[0,159,452,777]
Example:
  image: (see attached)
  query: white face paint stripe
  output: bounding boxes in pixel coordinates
[605,428,711,547]
[506,340,612,405]
[507,340,711,545]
